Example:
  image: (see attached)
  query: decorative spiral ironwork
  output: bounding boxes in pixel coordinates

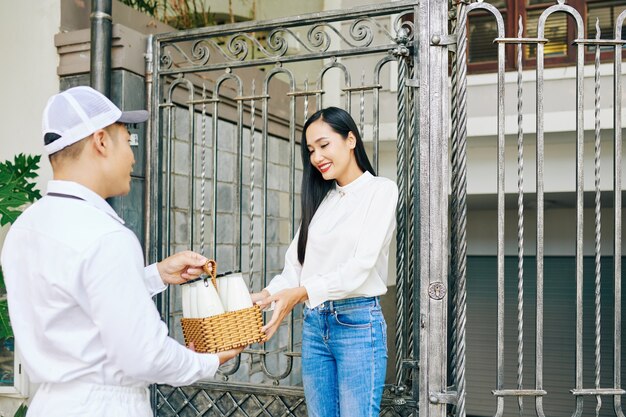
[160,51,172,69]
[249,80,256,288]
[452,3,468,416]
[593,18,603,417]
[266,29,289,56]
[307,24,333,51]
[516,18,525,417]
[191,40,211,66]
[350,18,375,44]
[406,61,417,372]
[394,50,408,387]
[158,14,410,71]
[228,34,251,60]
[199,84,208,257]
[393,11,415,42]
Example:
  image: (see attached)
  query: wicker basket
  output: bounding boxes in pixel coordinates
[180,260,266,353]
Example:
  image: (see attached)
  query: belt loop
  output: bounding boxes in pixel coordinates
[374,296,380,307]
[328,300,335,312]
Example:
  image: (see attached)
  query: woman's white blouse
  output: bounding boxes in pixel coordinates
[265,171,398,308]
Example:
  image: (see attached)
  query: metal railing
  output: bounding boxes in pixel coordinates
[449,1,626,417]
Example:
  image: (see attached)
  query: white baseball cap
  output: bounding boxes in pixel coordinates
[42,86,149,155]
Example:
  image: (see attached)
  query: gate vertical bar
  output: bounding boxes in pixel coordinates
[494,12,506,417]
[451,1,468,415]
[535,11,547,417]
[592,20,603,417]
[574,14,585,417]
[395,40,408,386]
[614,10,626,417]
[418,0,449,416]
[410,19,421,404]
[407,57,417,388]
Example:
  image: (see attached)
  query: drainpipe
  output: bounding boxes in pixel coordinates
[90,0,112,96]
[144,35,154,262]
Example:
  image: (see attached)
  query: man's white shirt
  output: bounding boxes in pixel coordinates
[0,180,218,387]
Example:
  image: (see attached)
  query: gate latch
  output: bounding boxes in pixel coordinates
[429,390,458,405]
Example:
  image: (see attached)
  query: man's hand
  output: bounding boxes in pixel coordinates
[157,251,208,285]
[257,287,308,340]
[216,347,245,364]
[187,343,244,365]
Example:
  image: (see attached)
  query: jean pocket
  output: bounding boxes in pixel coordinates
[333,308,372,328]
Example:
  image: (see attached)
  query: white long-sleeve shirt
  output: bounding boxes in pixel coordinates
[0,180,218,387]
[265,171,398,308]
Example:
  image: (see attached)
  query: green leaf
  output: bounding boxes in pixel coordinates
[0,299,13,340]
[13,403,27,417]
[0,153,41,226]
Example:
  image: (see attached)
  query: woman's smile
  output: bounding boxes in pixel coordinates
[318,162,332,173]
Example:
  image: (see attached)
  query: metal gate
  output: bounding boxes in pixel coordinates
[443,1,626,417]
[147,1,420,415]
[146,0,626,416]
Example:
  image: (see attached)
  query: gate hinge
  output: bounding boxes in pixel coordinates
[406,78,419,88]
[402,359,419,370]
[430,34,457,53]
[429,390,458,405]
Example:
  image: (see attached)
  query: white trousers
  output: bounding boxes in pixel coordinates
[27,381,152,417]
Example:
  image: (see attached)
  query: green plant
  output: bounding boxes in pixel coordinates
[0,154,41,417]
[13,403,27,417]
[119,0,217,29]
[0,154,41,227]
[0,153,42,339]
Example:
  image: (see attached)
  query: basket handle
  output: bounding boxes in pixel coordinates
[202,260,217,289]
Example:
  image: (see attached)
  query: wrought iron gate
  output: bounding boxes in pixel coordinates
[145,0,626,416]
[147,1,420,415]
[444,1,626,417]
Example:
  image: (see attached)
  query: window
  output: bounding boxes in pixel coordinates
[465,0,626,73]
[0,302,27,396]
[0,344,28,397]
[0,285,27,397]
[587,0,626,51]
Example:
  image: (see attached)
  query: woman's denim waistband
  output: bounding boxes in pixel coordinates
[309,296,380,313]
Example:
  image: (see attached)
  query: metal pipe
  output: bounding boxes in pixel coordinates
[144,35,154,262]
[90,0,112,96]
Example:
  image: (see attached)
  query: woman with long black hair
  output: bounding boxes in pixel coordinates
[253,106,398,417]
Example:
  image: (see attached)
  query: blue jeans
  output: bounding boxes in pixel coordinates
[301,297,387,417]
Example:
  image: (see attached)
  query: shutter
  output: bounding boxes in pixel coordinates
[466,256,625,417]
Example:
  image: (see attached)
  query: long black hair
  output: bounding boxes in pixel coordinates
[297,106,375,264]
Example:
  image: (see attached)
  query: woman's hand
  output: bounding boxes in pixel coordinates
[257,287,308,339]
[157,251,208,285]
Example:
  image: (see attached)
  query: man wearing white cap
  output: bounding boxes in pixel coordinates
[0,86,241,416]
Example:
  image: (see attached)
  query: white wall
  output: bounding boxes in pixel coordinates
[466,64,626,195]
[468,207,626,256]
[0,1,60,415]
[0,0,60,244]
